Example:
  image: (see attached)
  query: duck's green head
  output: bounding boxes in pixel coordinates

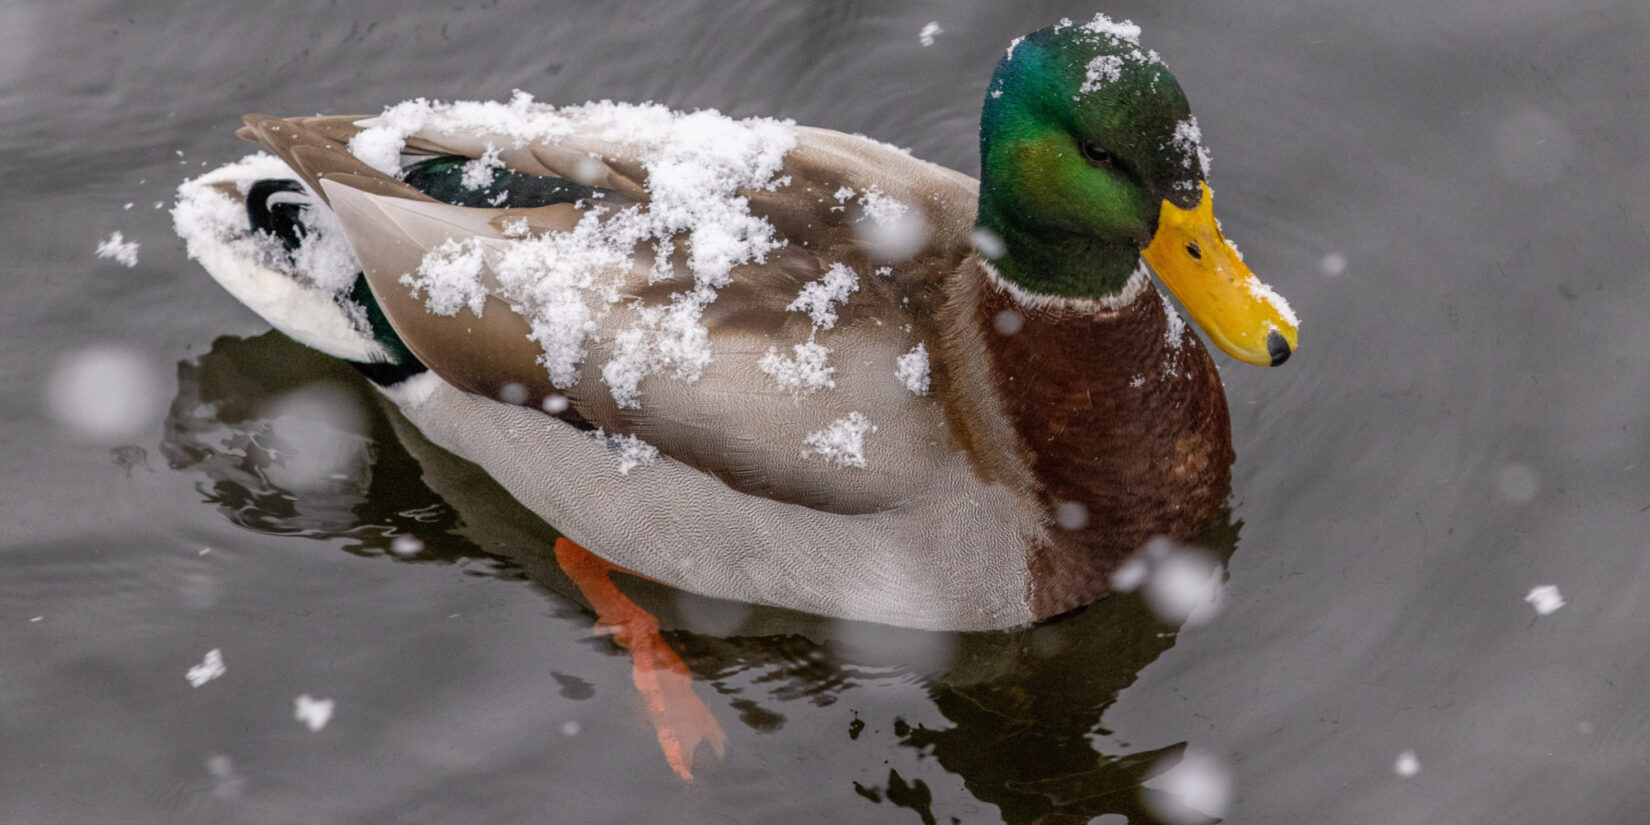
[978,15,1297,366]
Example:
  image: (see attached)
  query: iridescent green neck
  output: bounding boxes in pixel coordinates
[976,192,1142,298]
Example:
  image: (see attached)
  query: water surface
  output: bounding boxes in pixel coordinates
[3,1,1648,822]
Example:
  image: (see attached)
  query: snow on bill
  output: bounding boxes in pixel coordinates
[1246,277,1299,329]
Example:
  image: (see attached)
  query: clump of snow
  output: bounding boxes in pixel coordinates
[1170,117,1212,179]
[1080,54,1126,93]
[347,98,435,176]
[1142,749,1232,825]
[851,187,928,262]
[858,187,905,224]
[1111,537,1224,625]
[801,412,875,468]
[895,343,930,395]
[1163,300,1187,349]
[1005,35,1026,59]
[285,207,362,293]
[1394,750,1421,778]
[501,217,531,238]
[760,263,864,396]
[1081,14,1142,46]
[1525,585,1565,615]
[45,345,166,443]
[187,649,227,687]
[760,341,835,397]
[96,231,140,267]
[919,21,942,47]
[361,95,797,407]
[787,263,859,330]
[1076,14,1161,65]
[461,143,505,190]
[173,152,364,297]
[294,694,335,731]
[590,430,659,475]
[403,238,490,316]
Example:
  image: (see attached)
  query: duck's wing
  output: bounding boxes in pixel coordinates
[239,112,983,515]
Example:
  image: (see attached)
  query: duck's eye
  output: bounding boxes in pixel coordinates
[1077,140,1114,169]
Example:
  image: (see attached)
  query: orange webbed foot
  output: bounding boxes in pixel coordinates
[554,537,727,780]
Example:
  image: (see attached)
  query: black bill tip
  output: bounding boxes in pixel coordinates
[1266,330,1292,366]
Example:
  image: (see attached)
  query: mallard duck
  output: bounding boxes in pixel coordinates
[174,14,1296,633]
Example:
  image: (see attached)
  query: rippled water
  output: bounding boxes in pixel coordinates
[4,1,1648,822]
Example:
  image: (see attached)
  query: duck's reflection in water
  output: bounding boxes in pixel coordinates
[165,332,1238,823]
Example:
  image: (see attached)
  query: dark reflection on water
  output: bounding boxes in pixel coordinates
[163,333,497,567]
[162,332,1239,823]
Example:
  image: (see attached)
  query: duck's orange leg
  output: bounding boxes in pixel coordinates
[552,537,726,780]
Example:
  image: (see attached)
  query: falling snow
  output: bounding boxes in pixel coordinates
[1142,748,1232,824]
[1525,585,1565,615]
[96,231,140,267]
[294,694,335,731]
[186,649,226,687]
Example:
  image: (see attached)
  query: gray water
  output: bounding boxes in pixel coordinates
[4,1,1648,822]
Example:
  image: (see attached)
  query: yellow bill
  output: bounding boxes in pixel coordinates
[1141,181,1298,366]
